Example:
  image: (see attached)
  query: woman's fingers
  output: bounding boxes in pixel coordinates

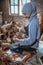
[13,37,20,42]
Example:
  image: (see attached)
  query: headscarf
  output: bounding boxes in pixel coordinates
[22,2,37,17]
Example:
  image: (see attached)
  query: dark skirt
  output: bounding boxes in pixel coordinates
[10,45,36,54]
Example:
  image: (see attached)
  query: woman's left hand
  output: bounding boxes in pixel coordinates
[13,37,20,42]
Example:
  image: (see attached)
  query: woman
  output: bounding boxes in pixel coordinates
[10,2,40,62]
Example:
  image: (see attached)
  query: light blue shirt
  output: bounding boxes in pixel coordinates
[14,15,40,49]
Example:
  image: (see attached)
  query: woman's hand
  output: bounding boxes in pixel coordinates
[13,37,20,42]
[19,27,25,33]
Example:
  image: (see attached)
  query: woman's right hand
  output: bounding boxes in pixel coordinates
[13,37,20,42]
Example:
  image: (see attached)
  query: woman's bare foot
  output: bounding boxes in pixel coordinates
[22,52,31,62]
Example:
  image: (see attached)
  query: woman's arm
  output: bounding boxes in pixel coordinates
[15,21,37,46]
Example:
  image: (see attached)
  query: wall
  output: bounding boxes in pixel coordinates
[0,0,2,11]
[2,0,9,21]
[0,0,9,22]
[32,0,43,13]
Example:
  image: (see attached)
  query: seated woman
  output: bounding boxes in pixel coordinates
[10,2,40,62]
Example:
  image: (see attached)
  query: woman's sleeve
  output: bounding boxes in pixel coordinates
[15,21,37,46]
